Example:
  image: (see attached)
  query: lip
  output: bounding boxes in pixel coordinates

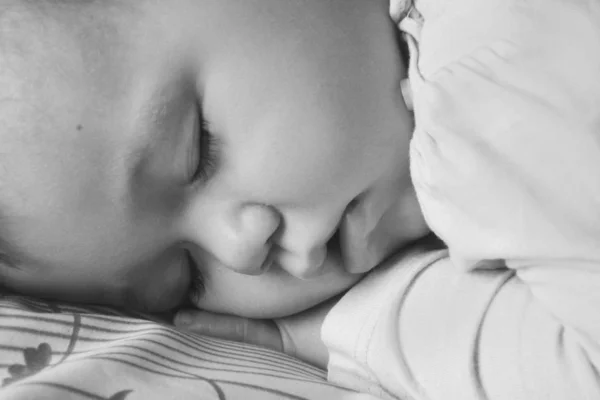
[183,241,363,318]
[281,232,343,280]
[184,228,343,284]
[292,227,343,280]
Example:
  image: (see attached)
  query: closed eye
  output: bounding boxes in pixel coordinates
[190,105,219,183]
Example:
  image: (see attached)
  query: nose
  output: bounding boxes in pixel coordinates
[215,204,281,275]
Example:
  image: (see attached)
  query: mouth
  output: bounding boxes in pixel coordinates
[276,228,344,280]
[281,227,344,280]
[183,226,345,300]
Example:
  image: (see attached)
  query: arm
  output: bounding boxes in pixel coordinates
[323,250,600,400]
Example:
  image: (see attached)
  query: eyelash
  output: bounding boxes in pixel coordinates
[189,272,205,304]
[191,113,219,183]
[186,251,205,303]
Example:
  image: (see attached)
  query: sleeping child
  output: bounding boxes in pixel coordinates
[0,0,428,318]
[178,0,600,399]
[1,0,600,399]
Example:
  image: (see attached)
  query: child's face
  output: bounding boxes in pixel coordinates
[0,0,425,317]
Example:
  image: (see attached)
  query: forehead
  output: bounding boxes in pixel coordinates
[0,0,397,179]
[0,0,394,132]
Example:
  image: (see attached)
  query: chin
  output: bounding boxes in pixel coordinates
[243,288,346,319]
[209,274,362,319]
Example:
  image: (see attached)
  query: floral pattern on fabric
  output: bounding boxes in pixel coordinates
[0,294,363,400]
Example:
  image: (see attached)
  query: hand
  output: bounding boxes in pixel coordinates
[173,296,339,369]
[173,309,284,352]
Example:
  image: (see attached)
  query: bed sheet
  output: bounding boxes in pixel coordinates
[0,293,375,400]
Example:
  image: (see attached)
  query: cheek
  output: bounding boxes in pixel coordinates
[124,250,191,312]
[232,130,366,205]
[16,209,127,268]
[3,228,188,312]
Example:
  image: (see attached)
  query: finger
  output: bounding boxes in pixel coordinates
[174,309,245,341]
[174,309,283,352]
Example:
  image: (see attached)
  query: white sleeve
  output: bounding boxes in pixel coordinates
[323,248,600,400]
[407,0,600,379]
[407,0,600,269]
[322,248,450,400]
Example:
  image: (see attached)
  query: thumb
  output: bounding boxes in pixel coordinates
[174,309,283,352]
